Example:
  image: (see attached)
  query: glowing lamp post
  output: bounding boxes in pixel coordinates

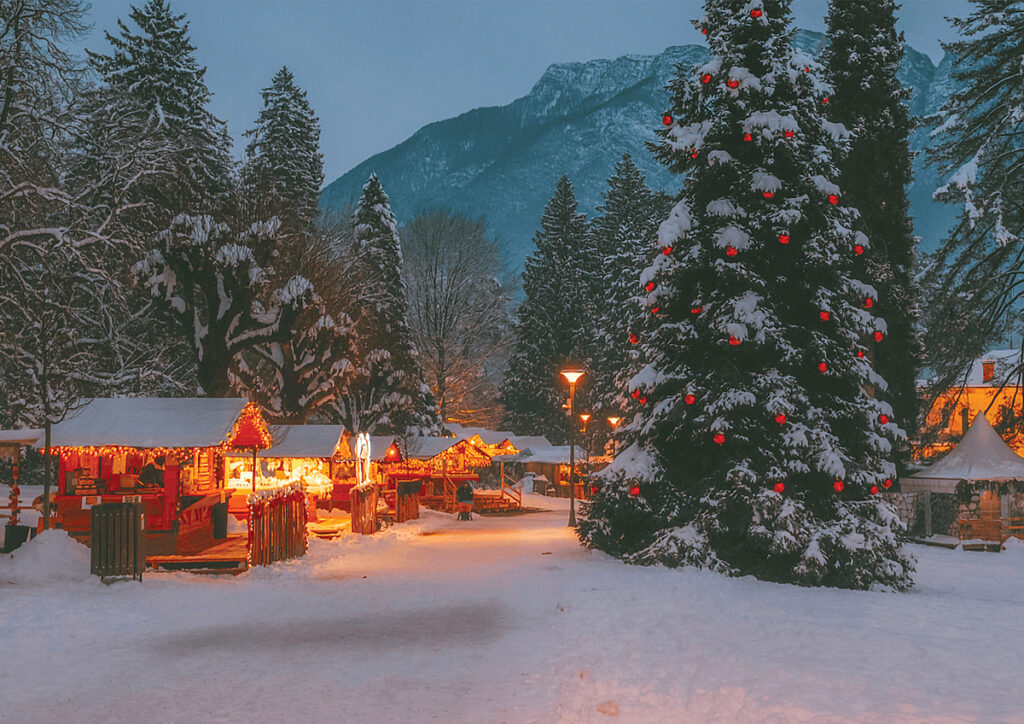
[561,368,584,527]
[607,416,622,457]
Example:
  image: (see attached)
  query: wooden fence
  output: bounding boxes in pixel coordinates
[396,480,420,523]
[248,488,307,566]
[90,501,145,581]
[350,483,379,534]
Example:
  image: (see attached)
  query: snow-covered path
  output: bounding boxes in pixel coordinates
[2,496,1023,723]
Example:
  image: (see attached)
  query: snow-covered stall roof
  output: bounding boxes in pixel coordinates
[445,423,514,446]
[904,415,1024,493]
[405,436,464,460]
[0,429,43,447]
[48,398,257,449]
[341,436,399,462]
[509,434,552,449]
[259,425,346,459]
[517,445,589,465]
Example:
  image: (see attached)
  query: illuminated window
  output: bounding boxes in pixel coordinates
[982,361,995,383]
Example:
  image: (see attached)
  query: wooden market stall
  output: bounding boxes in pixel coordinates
[48,398,274,566]
[0,428,43,552]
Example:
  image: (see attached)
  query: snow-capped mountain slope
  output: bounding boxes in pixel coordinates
[321,31,959,269]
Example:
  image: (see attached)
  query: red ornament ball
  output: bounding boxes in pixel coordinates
[743,132,753,142]
[691,150,699,159]
[879,414,890,425]
[629,333,638,344]
[639,396,648,405]
[663,115,673,126]
[690,306,703,315]
[661,246,673,256]
[857,350,866,359]
[701,73,712,84]
[727,78,740,89]
[726,245,738,257]
[854,244,865,255]
[833,480,845,493]
[774,413,787,425]
[883,478,893,489]
[729,336,741,346]
[685,393,696,405]
[804,66,811,72]
[762,191,775,199]
[651,305,660,315]
[828,194,839,205]
[751,8,763,18]
[864,297,874,309]
[773,482,785,493]
[784,130,795,138]
[874,331,884,342]
[629,485,640,496]
[645,281,656,292]
[631,389,641,400]
[701,27,708,35]
[591,485,599,496]
[778,234,791,245]
[713,432,726,445]
[819,311,831,322]
[822,96,830,104]
[818,361,829,373]
[870,485,879,495]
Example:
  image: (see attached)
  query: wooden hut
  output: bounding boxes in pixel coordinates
[49,398,272,558]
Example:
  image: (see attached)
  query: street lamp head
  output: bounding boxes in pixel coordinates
[560,368,584,386]
[607,416,622,428]
[579,413,591,423]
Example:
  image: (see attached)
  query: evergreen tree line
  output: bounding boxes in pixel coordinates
[0,0,511,437]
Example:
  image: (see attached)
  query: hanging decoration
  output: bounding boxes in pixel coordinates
[750,8,763,18]
[743,133,753,142]
[822,96,830,104]
[828,194,839,205]
[873,331,884,342]
[663,114,674,126]
[818,361,829,373]
[778,234,790,245]
[690,305,703,315]
[833,480,845,492]
[727,78,740,89]
[857,350,865,359]
[726,246,738,256]
[773,482,785,493]
[762,191,775,199]
[774,413,787,425]
[713,432,726,445]
[701,73,712,84]
[629,484,641,496]
[819,311,831,321]
[870,485,879,495]
[883,478,893,489]
[629,333,639,344]
[651,305,660,315]
[645,281,656,292]
[864,298,874,309]
[661,246,673,256]
[854,244,865,255]
[729,336,742,346]
[879,414,890,425]
[691,150,700,159]
[784,130,795,138]
[685,394,696,405]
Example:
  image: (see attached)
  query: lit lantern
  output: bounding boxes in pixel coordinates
[645,281,656,292]
[828,194,839,205]
[833,480,844,492]
[763,191,775,199]
[864,298,874,309]
[883,478,893,489]
[818,361,828,373]
[727,78,740,89]
[778,234,790,245]
[729,336,741,346]
[661,246,673,256]
[773,482,785,493]
[750,8,763,18]
[743,133,753,142]
[870,485,879,495]
[819,311,831,321]
[651,305,660,315]
[775,413,787,425]
[663,114,673,126]
[685,394,696,405]
[701,73,712,84]
[629,485,640,496]
[874,331,884,342]
[879,414,890,425]
[854,244,865,255]
[726,246,738,256]
[629,333,639,344]
[713,432,726,445]
[690,306,703,315]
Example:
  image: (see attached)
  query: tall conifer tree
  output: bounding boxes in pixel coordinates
[580,0,912,590]
[823,0,919,459]
[502,175,597,443]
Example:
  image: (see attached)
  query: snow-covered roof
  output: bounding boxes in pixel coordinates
[405,436,464,460]
[965,349,1021,386]
[509,434,552,449]
[444,423,513,446]
[0,428,43,447]
[48,398,251,449]
[904,415,1024,493]
[259,425,345,459]
[517,445,589,465]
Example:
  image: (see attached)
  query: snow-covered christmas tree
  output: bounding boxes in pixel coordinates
[580,0,914,590]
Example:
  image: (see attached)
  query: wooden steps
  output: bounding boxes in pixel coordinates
[146,535,248,574]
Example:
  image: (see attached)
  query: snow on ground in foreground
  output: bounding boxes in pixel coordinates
[2,502,1022,724]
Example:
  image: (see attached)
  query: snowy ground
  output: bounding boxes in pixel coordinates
[2,493,1023,723]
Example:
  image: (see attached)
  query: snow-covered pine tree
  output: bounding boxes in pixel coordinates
[502,175,598,443]
[86,0,233,219]
[923,0,1024,394]
[241,66,324,237]
[334,174,430,434]
[580,0,913,590]
[823,0,920,465]
[591,154,672,448]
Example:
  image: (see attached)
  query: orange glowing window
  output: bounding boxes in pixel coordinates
[982,361,995,383]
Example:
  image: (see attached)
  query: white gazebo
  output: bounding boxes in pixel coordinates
[904,415,1024,494]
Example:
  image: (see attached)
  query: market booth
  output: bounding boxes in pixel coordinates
[50,398,272,557]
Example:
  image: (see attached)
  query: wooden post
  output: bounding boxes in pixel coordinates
[251,446,258,493]
[9,444,19,527]
[923,490,932,537]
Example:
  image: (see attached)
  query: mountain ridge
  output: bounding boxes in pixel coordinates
[322,30,959,268]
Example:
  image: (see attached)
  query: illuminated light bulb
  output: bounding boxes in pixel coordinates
[857,350,865,359]
[833,480,845,492]
[778,234,790,245]
[639,396,648,405]
[691,150,699,159]
[631,389,641,400]
[713,432,726,445]
[822,96,830,104]
[743,133,753,142]
[651,305,660,315]
[854,244,865,255]
[784,130,795,138]
[701,27,708,35]
[773,482,785,493]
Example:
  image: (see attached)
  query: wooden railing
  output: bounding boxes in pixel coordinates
[443,475,457,512]
[350,482,379,534]
[248,486,307,565]
[958,517,1024,543]
[90,501,145,581]
[500,473,523,508]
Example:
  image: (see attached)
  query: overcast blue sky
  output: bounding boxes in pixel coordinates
[80,0,971,183]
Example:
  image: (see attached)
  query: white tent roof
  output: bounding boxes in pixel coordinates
[0,428,43,447]
[259,425,345,459]
[517,445,589,465]
[904,415,1024,493]
[49,398,250,449]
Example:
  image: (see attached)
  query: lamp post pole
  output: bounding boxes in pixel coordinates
[560,368,584,528]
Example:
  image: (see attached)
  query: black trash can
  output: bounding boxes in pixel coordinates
[212,502,229,539]
[2,524,35,553]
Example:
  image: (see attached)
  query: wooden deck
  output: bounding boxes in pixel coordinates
[147,535,249,574]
